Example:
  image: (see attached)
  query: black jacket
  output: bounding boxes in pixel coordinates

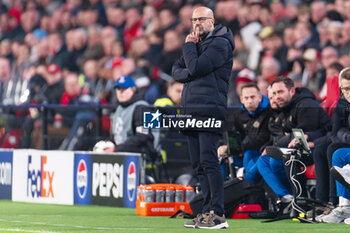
[48,45,70,70]
[232,95,272,151]
[331,95,350,143]
[272,87,331,147]
[172,24,235,132]
[158,49,182,75]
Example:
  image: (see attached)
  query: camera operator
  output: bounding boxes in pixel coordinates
[257,76,331,205]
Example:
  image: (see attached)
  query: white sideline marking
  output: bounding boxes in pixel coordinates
[114,228,152,230]
[18,215,62,217]
[50,224,65,227]
[0,218,153,231]
[0,228,58,233]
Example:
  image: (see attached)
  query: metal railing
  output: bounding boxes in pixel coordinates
[0,104,240,150]
[0,104,118,150]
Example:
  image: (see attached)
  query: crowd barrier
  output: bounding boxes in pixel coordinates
[0,104,239,150]
[0,149,143,208]
[0,104,115,150]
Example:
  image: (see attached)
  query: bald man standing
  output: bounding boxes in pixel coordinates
[172,6,234,229]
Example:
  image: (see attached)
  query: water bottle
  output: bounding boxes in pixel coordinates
[137,185,144,201]
[144,185,154,202]
[175,186,184,202]
[165,185,175,202]
[185,185,195,202]
[155,185,165,202]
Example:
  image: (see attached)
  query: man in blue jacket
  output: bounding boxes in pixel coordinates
[172,6,234,229]
[218,83,272,182]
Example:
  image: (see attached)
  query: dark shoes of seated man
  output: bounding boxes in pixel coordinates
[275,195,293,216]
[184,211,229,229]
[265,146,297,159]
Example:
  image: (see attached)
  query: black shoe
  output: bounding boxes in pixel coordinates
[276,199,292,215]
[265,146,296,159]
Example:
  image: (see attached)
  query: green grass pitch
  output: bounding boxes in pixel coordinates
[0,200,349,232]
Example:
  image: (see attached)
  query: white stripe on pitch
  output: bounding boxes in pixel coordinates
[0,219,153,231]
[0,228,58,233]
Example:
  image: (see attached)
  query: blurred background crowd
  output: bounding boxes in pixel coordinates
[0,0,349,150]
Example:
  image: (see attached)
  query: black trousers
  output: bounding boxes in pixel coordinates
[186,131,224,216]
[312,136,331,203]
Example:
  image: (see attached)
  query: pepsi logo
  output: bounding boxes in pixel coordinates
[127,162,136,202]
[77,160,88,199]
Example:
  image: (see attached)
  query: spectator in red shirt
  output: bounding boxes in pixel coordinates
[123,7,143,52]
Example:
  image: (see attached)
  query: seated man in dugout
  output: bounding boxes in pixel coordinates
[218,83,272,182]
[256,76,331,210]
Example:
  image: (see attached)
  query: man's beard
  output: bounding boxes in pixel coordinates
[199,32,208,40]
[276,100,290,109]
[195,26,208,39]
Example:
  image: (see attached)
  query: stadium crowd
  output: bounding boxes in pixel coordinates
[1,0,350,224]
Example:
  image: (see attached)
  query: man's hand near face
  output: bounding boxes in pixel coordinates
[185,27,199,43]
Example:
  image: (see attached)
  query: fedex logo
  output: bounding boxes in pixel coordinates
[27,155,55,198]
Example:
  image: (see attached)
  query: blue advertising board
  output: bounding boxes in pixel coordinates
[0,150,13,199]
[74,153,92,205]
[123,155,139,208]
[73,152,140,208]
